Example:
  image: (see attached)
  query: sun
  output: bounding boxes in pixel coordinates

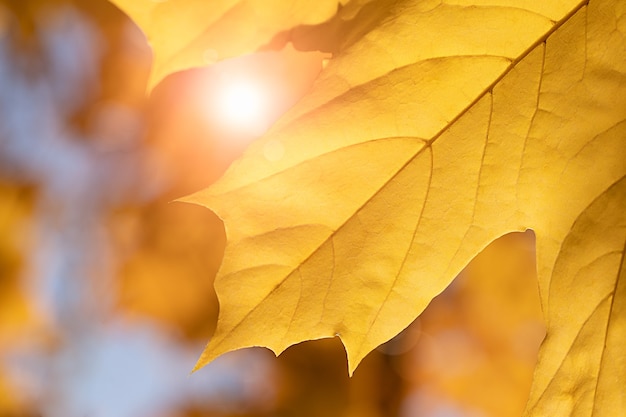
[195,45,327,145]
[214,77,269,137]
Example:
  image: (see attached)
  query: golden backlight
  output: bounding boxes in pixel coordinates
[149,44,328,196]
[214,77,269,137]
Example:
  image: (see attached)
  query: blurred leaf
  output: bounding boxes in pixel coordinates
[181,0,626,390]
[0,183,42,416]
[115,202,225,340]
[404,232,544,417]
[274,338,351,417]
[108,0,345,89]
[0,183,36,341]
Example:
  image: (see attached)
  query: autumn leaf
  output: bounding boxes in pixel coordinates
[178,0,626,392]
[0,183,39,341]
[114,203,225,340]
[0,183,46,416]
[523,179,625,416]
[108,0,347,89]
[108,0,626,413]
[402,231,544,417]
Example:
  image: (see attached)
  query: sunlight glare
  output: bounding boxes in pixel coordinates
[215,78,269,137]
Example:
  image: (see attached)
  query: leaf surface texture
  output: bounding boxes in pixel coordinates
[182,0,626,392]
[101,0,626,413]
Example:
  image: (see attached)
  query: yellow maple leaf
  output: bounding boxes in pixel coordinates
[112,0,626,414]
[108,0,347,89]
[181,0,625,396]
[523,179,625,416]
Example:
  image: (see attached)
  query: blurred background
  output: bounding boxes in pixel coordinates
[0,1,546,416]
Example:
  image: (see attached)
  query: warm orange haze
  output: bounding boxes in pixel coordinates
[0,0,624,416]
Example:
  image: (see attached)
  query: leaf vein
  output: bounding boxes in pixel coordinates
[213,141,434,352]
[533,292,613,408]
[591,239,626,417]
[282,269,304,344]
[356,144,434,356]
[210,136,427,198]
